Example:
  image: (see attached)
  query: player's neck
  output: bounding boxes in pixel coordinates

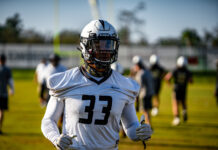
[83,64,111,77]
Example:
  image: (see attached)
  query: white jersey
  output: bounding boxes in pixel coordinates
[36,62,47,84]
[42,67,140,150]
[44,63,67,82]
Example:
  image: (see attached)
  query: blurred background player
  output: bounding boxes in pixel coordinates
[132,55,154,125]
[130,63,139,112]
[44,54,67,103]
[215,59,218,106]
[34,57,48,107]
[149,54,166,116]
[0,54,14,134]
[43,54,67,131]
[165,56,193,126]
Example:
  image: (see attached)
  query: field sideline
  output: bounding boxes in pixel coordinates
[0,71,217,150]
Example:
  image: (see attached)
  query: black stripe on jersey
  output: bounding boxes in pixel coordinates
[79,66,112,85]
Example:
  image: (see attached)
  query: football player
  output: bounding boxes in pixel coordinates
[132,56,154,125]
[165,56,193,126]
[35,58,48,107]
[149,54,166,116]
[41,20,152,150]
[0,54,14,134]
[43,54,67,103]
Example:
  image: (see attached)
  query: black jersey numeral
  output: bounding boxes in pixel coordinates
[78,95,95,124]
[78,95,112,125]
[95,96,112,125]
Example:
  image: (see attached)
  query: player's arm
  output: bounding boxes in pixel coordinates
[188,71,193,84]
[8,78,14,95]
[8,69,14,95]
[121,103,152,141]
[164,72,172,85]
[41,96,64,147]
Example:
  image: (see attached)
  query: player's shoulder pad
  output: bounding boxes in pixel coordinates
[47,67,80,92]
[112,71,140,99]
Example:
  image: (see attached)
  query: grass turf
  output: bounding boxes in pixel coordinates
[0,72,217,150]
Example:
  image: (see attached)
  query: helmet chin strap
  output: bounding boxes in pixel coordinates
[83,61,111,77]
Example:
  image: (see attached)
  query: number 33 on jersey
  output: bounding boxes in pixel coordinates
[46,67,140,147]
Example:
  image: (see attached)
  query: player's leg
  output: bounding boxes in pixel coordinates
[0,109,4,134]
[172,92,180,126]
[172,92,179,117]
[152,84,161,116]
[151,94,159,116]
[143,109,151,125]
[45,86,50,104]
[181,100,187,122]
[39,83,44,106]
[142,96,152,125]
[40,82,47,107]
[0,97,8,134]
[181,90,187,122]
[135,96,139,112]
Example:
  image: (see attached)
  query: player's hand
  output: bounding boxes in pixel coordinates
[9,89,14,96]
[136,124,152,141]
[55,134,76,150]
[136,115,153,141]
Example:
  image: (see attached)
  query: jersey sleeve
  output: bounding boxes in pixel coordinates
[123,78,140,104]
[121,103,140,141]
[112,71,140,104]
[46,67,81,97]
[41,96,64,146]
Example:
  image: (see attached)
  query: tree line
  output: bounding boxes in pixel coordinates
[0,13,218,47]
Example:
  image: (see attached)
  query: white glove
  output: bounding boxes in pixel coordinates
[55,134,76,150]
[136,115,153,141]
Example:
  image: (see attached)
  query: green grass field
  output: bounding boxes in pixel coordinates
[0,70,217,150]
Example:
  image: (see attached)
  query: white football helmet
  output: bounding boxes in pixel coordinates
[132,55,142,64]
[177,56,187,68]
[149,54,159,66]
[80,20,119,69]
